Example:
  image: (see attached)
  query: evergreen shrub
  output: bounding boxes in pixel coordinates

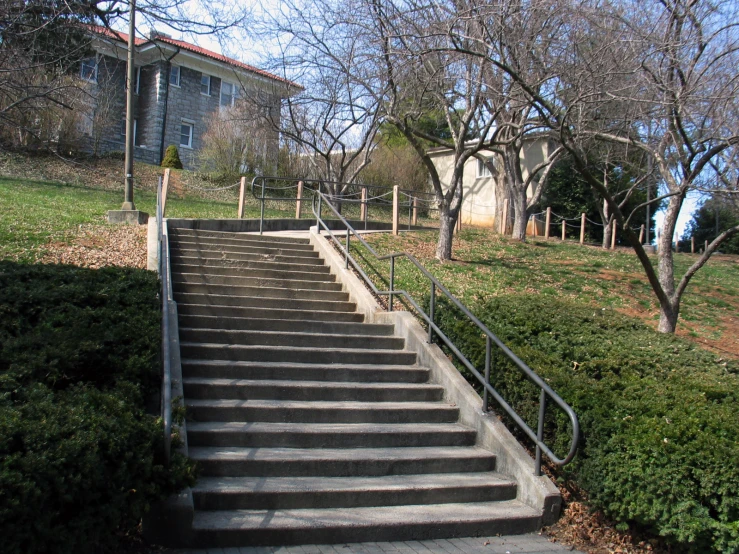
[431,294,739,553]
[161,145,183,169]
[0,262,195,554]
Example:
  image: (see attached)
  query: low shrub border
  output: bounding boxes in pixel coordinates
[431,295,739,553]
[0,261,195,554]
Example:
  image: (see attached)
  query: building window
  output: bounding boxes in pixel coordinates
[201,74,211,96]
[477,158,492,178]
[169,65,180,87]
[220,81,239,107]
[80,58,97,82]
[180,122,193,148]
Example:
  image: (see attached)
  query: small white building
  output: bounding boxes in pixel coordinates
[428,138,555,230]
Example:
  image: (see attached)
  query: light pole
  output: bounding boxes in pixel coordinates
[122,0,137,210]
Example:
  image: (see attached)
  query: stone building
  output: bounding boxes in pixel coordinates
[78,27,299,169]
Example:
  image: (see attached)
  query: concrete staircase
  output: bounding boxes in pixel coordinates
[168,228,542,548]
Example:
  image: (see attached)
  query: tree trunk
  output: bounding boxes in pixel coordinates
[436,205,456,261]
[511,186,528,241]
[655,193,683,333]
[601,199,611,249]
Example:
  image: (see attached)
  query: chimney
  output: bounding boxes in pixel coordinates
[148,29,172,40]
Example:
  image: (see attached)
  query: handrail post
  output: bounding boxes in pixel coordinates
[388,256,395,311]
[259,178,266,235]
[535,388,547,476]
[316,193,322,235]
[162,168,170,217]
[360,186,367,222]
[295,180,304,219]
[428,281,435,343]
[412,197,418,226]
[237,176,246,219]
[345,227,350,269]
[392,185,399,236]
[408,195,412,231]
[483,336,491,412]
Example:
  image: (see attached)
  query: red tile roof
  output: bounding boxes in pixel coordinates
[92,26,301,89]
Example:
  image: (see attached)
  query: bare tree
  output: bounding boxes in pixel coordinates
[258,0,381,200]
[448,0,739,332]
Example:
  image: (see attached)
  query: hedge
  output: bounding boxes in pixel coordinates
[0,262,195,554]
[432,294,739,553]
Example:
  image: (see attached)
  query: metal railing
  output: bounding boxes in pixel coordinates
[311,189,579,476]
[251,176,438,234]
[157,176,173,466]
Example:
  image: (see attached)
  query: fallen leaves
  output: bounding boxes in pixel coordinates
[38,223,148,270]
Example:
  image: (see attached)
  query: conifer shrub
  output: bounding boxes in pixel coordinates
[0,262,195,554]
[431,294,739,553]
[160,145,183,169]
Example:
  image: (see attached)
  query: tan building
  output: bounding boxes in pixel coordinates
[428,138,554,229]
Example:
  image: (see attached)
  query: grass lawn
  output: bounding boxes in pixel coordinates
[0,175,293,262]
[355,226,739,358]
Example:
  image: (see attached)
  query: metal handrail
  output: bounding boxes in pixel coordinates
[250,176,437,234]
[311,189,579,475]
[157,177,173,466]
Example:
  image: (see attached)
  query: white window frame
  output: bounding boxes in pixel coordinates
[169,65,181,87]
[477,158,492,178]
[80,58,98,82]
[219,81,239,108]
[201,74,211,96]
[180,120,194,149]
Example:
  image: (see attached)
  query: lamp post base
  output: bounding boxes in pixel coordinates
[107,210,149,225]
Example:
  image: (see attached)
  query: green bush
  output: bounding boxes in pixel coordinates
[161,145,183,169]
[0,262,195,554]
[431,294,739,553]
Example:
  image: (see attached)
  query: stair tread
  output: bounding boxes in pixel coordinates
[183,378,439,389]
[189,445,493,462]
[179,329,398,341]
[187,421,470,433]
[180,343,413,355]
[186,399,455,409]
[192,472,515,493]
[177,304,362,319]
[191,500,538,530]
[182,360,425,370]
[177,316,391,332]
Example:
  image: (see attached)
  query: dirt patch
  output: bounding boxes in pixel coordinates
[38,223,148,269]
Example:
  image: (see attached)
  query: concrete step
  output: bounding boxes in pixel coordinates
[187,422,474,448]
[171,238,319,257]
[170,228,311,246]
[174,272,344,291]
[181,360,430,383]
[190,501,540,546]
[170,250,326,267]
[177,304,364,323]
[183,378,443,402]
[169,235,316,252]
[172,282,350,302]
[185,399,458,424]
[174,293,355,313]
[189,446,496,477]
[192,473,516,510]
[180,343,416,365]
[171,263,334,282]
[177,315,393,336]
[179,329,405,350]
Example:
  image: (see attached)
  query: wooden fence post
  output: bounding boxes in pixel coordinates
[360,187,367,222]
[162,168,171,217]
[691,236,695,254]
[457,211,462,233]
[561,220,566,241]
[545,207,551,239]
[412,197,418,226]
[705,239,708,252]
[532,215,537,237]
[639,224,645,244]
[237,175,246,219]
[580,212,586,244]
[392,185,400,236]
[611,221,617,249]
[675,240,679,253]
[501,203,508,235]
[295,180,304,219]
